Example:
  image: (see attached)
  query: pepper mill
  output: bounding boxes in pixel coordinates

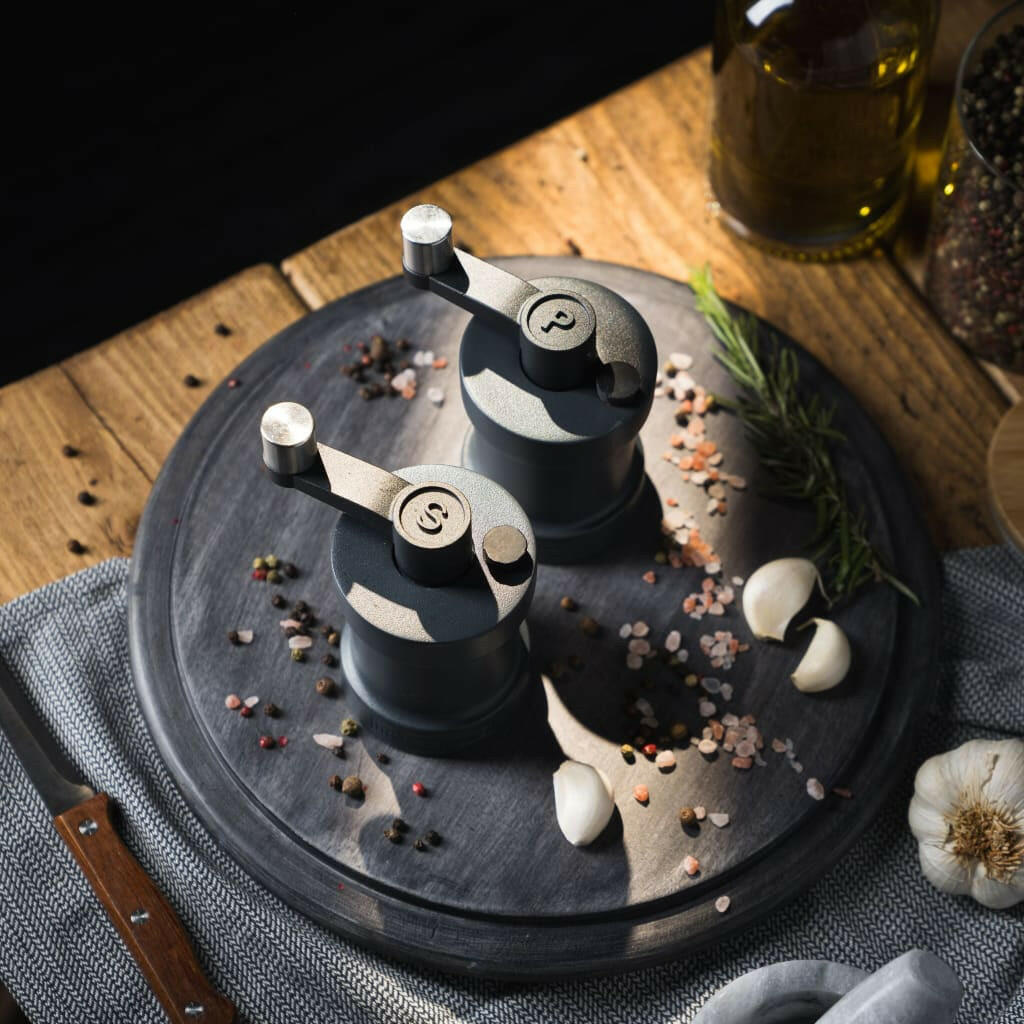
[400,204,659,563]
[260,401,536,755]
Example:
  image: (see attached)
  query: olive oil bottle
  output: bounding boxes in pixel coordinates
[711,0,938,259]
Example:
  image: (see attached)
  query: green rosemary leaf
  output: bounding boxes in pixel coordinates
[689,264,918,606]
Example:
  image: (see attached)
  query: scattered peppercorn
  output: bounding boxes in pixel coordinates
[183,374,201,388]
[679,807,697,827]
[424,830,441,846]
[283,562,299,578]
[214,323,232,337]
[413,838,427,852]
[315,677,336,697]
[67,539,86,555]
[560,596,578,611]
[321,653,338,668]
[341,775,364,798]
[396,338,410,351]
[264,555,279,569]
[258,735,275,750]
[263,702,280,718]
[620,743,636,763]
[392,818,409,833]
[327,631,340,647]
[329,774,342,791]
[670,722,689,742]
[227,630,241,645]
[291,649,305,662]
[376,752,390,764]
[271,593,286,608]
[642,743,658,757]
[580,616,602,637]
[76,490,96,506]
[341,718,359,736]
[412,781,427,797]
[266,569,282,584]
[239,706,253,718]
[252,568,267,581]
[384,827,403,843]
[61,444,79,457]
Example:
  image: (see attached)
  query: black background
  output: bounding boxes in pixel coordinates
[1,9,712,387]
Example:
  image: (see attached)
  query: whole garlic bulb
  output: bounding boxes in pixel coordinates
[908,738,1024,909]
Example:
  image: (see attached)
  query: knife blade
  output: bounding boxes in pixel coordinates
[0,659,235,1024]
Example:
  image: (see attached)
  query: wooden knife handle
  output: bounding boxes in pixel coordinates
[54,793,235,1024]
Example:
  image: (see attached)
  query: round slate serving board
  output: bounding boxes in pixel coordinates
[129,257,939,979]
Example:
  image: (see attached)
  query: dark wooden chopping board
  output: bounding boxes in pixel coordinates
[129,257,939,978]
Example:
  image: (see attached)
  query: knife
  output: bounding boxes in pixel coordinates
[0,660,235,1024]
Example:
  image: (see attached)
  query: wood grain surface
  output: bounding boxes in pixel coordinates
[0,23,1012,594]
[130,259,939,976]
[988,402,1024,553]
[283,50,1006,551]
[0,266,305,601]
[54,793,235,1024]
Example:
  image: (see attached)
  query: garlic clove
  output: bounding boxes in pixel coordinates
[980,740,1024,809]
[741,557,819,641]
[917,840,972,896]
[916,739,993,813]
[907,797,947,846]
[552,760,615,847]
[790,618,851,693]
[971,866,1023,910]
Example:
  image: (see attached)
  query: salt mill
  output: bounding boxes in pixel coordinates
[400,204,659,562]
[260,400,536,755]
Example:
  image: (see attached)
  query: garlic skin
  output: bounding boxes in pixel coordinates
[741,558,819,641]
[791,618,851,693]
[552,760,615,847]
[908,738,1024,909]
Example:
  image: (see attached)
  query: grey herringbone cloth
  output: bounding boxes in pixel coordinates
[0,549,1021,1024]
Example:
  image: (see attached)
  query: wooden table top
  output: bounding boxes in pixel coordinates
[0,33,1017,603]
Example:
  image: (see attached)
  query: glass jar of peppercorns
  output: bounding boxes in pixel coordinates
[924,2,1024,371]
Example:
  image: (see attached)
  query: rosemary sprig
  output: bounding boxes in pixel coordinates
[689,264,917,606]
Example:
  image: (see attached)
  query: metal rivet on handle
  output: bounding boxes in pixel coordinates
[184,1003,205,1017]
[130,908,150,925]
[77,818,98,836]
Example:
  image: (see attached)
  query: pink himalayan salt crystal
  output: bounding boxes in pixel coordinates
[715,895,731,913]
[731,755,753,770]
[225,694,242,710]
[683,855,700,877]
[633,784,650,804]
[807,778,826,801]
[655,749,676,771]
